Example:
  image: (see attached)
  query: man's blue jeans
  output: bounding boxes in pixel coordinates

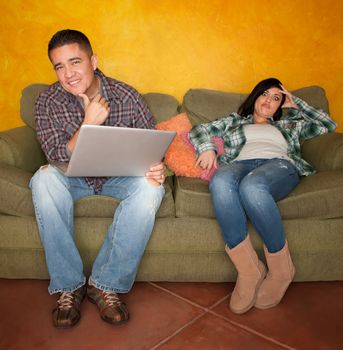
[209,158,299,253]
[29,165,165,294]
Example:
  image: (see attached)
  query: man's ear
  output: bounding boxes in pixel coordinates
[91,54,98,70]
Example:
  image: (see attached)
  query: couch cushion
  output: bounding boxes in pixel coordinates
[181,88,246,125]
[20,84,179,129]
[0,126,46,172]
[181,86,329,126]
[174,170,343,220]
[20,84,48,129]
[301,132,343,172]
[291,86,329,113]
[143,93,179,123]
[0,163,175,218]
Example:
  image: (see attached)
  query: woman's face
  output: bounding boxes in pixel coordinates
[253,87,283,123]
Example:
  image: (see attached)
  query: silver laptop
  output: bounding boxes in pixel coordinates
[53,125,176,177]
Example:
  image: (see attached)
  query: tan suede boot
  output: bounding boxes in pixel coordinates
[225,235,266,314]
[255,241,295,309]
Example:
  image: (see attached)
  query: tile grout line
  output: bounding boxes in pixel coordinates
[148,282,213,312]
[207,297,296,350]
[149,283,295,350]
[206,308,296,350]
[148,282,224,349]
[149,311,207,350]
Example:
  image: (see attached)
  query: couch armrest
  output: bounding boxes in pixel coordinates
[302,132,343,171]
[0,126,46,173]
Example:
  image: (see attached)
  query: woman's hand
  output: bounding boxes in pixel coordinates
[195,150,218,175]
[280,85,298,109]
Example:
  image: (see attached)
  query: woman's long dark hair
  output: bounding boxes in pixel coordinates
[238,78,286,121]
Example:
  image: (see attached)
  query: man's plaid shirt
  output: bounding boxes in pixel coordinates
[35,69,155,192]
[189,96,337,176]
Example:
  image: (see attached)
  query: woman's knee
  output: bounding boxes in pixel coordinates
[239,172,267,198]
[209,167,238,195]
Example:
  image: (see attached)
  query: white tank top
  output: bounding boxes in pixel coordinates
[235,124,292,162]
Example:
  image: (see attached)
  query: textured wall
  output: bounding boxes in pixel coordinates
[1,0,342,131]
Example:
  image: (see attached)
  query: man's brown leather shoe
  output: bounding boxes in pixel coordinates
[87,284,129,325]
[52,285,86,329]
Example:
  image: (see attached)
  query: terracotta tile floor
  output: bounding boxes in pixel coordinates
[0,279,342,349]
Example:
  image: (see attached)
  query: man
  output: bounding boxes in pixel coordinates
[30,29,166,328]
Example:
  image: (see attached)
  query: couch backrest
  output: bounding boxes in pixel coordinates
[20,83,336,172]
[143,93,179,123]
[20,84,49,129]
[20,84,180,129]
[21,83,330,129]
[181,86,330,125]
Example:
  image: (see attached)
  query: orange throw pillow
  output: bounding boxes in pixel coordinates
[156,113,202,177]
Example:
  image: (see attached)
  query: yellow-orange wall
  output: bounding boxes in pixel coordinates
[1,0,343,131]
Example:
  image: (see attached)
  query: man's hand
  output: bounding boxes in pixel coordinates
[67,93,110,153]
[195,150,218,175]
[145,161,166,186]
[79,93,110,125]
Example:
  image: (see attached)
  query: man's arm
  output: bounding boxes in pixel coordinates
[133,93,155,129]
[35,95,70,163]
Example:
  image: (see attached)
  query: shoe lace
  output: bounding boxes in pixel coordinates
[57,292,74,310]
[103,291,121,307]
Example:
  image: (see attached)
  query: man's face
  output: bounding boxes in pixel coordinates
[49,43,98,97]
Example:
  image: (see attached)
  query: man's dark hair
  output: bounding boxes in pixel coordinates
[48,29,93,60]
[238,77,286,121]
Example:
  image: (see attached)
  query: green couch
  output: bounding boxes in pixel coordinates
[1,84,342,282]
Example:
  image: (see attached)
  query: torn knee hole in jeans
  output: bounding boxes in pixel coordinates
[40,165,49,171]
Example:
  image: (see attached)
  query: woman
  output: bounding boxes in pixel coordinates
[189,78,337,314]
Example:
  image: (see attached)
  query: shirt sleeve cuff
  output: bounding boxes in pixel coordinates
[292,95,307,109]
[198,142,217,154]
